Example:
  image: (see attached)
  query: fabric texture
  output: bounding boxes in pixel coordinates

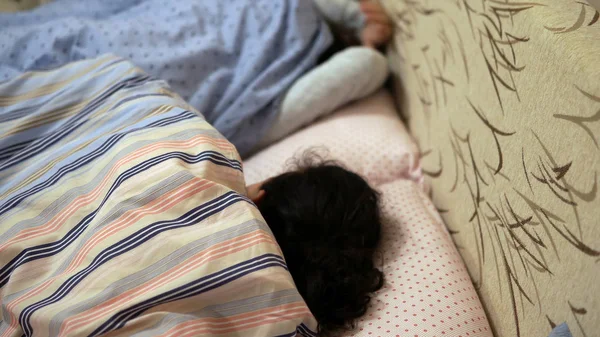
[548,323,574,337]
[245,90,422,187]
[383,0,600,336]
[312,0,365,33]
[0,55,317,337]
[244,91,493,336]
[0,0,50,12]
[353,179,492,337]
[0,0,333,157]
[258,47,389,148]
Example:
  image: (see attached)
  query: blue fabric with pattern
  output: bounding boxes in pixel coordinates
[0,0,333,156]
[548,323,573,337]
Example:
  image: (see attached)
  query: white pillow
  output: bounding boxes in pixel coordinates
[243,90,422,187]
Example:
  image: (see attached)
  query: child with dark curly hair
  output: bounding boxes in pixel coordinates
[245,154,384,336]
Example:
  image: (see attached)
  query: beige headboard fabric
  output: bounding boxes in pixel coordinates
[383,0,600,336]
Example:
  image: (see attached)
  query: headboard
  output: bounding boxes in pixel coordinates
[382,1,600,336]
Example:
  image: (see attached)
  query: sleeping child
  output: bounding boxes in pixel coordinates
[0,0,392,157]
[246,152,384,335]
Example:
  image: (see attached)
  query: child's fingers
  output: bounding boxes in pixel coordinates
[379,25,393,41]
[360,34,375,49]
[364,11,390,25]
[361,23,392,48]
[359,1,380,10]
[360,1,385,14]
[360,2,390,24]
[373,25,391,43]
[379,22,392,35]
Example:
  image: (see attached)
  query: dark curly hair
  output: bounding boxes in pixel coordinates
[256,155,384,335]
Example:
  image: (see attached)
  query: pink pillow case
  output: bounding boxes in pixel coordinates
[243,89,492,336]
[348,179,492,337]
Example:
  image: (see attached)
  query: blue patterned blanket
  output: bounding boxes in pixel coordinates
[0,0,333,156]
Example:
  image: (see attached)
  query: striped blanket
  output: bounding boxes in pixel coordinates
[0,55,317,337]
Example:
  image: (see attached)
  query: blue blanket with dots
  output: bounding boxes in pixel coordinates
[0,0,333,156]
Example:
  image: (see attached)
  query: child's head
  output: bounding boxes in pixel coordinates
[248,154,384,335]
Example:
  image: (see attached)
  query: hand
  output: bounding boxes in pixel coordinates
[359,1,393,48]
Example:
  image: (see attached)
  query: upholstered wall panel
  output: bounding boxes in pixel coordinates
[383,1,600,336]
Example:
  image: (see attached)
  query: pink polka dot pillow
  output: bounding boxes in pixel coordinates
[348,179,492,337]
[243,89,492,336]
[243,90,422,187]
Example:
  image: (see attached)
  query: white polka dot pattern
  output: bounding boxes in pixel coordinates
[244,90,422,187]
[346,180,492,337]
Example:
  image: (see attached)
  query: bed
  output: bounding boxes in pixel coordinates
[2,0,598,336]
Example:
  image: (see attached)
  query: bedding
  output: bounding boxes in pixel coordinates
[245,90,423,188]
[244,90,493,336]
[0,0,333,157]
[0,55,317,337]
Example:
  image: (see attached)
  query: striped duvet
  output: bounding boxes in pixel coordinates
[0,55,317,337]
